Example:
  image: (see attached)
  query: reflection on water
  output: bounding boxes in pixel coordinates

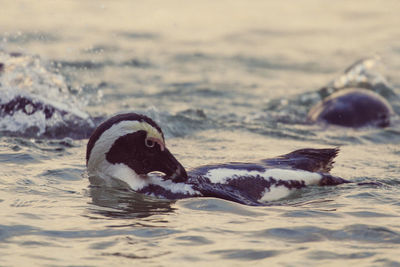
[88,184,175,220]
[1,0,400,266]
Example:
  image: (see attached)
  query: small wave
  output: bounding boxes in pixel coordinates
[319,57,398,100]
[263,57,397,122]
[258,224,400,244]
[87,183,175,219]
[0,51,95,139]
[250,58,400,144]
[121,107,214,138]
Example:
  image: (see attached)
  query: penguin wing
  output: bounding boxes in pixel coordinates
[189,176,263,206]
[261,148,339,173]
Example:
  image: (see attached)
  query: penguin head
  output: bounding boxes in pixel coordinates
[86,113,187,186]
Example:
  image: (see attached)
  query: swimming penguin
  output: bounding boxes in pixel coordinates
[307,88,394,128]
[86,113,349,206]
[0,93,96,138]
[0,51,96,139]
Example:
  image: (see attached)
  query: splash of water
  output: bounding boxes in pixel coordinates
[0,51,95,138]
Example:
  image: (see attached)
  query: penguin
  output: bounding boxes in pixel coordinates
[0,94,97,138]
[307,88,394,128]
[86,113,349,206]
[0,52,96,139]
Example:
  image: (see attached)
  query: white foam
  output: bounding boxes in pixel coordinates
[331,57,388,90]
[0,51,94,135]
[0,110,46,134]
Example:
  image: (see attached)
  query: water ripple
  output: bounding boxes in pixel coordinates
[209,249,281,260]
[307,250,375,260]
[259,224,400,244]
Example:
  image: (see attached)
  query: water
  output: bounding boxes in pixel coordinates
[1,1,400,266]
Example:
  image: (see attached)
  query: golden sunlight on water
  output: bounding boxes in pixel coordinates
[2,1,399,55]
[1,0,400,266]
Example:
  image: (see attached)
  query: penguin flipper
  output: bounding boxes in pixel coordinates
[190,177,263,206]
[261,148,339,173]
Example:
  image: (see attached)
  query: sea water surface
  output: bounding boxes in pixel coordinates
[1,1,400,266]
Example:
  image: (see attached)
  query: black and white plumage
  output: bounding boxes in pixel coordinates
[0,52,96,139]
[86,113,349,206]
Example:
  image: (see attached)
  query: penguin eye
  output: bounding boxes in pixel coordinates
[145,139,155,148]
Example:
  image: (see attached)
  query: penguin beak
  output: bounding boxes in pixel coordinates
[153,148,188,183]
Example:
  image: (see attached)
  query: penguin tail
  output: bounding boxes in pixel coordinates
[262,147,340,173]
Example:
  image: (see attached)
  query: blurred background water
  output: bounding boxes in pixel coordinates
[1,1,400,266]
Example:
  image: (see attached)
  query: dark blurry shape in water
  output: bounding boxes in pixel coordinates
[0,51,96,139]
[307,88,394,128]
[307,58,397,128]
[261,57,398,132]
